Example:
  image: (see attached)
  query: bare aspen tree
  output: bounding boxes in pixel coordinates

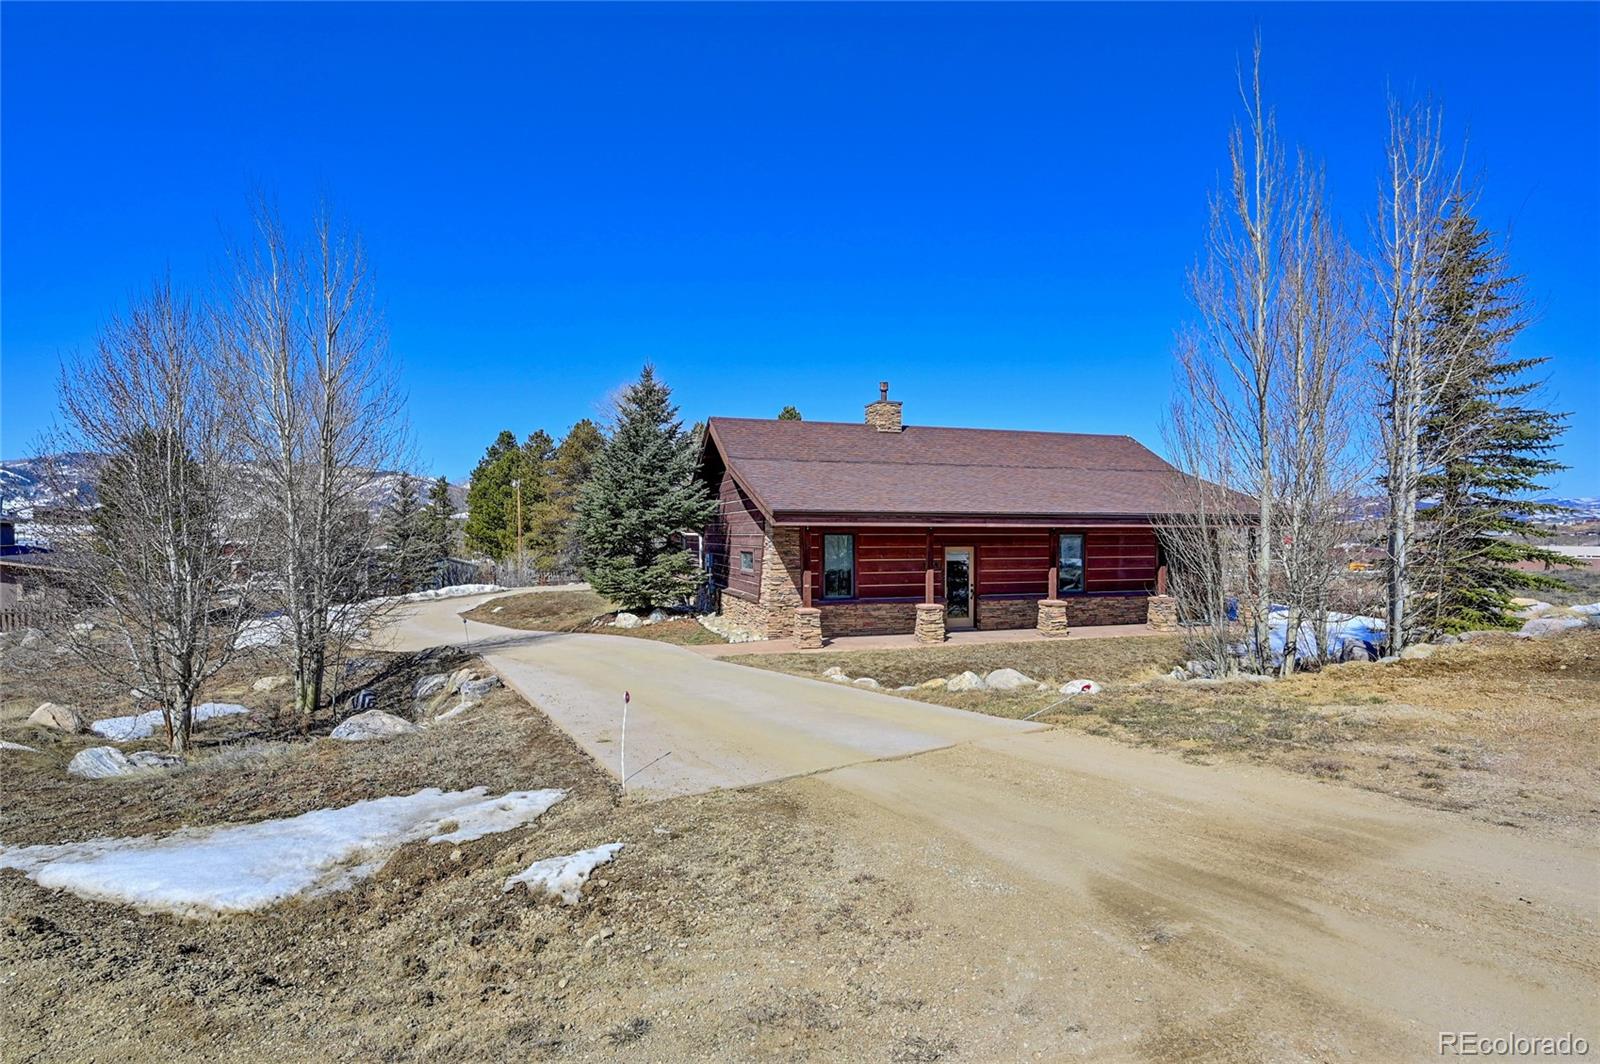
[218,203,406,728]
[1371,99,1464,652]
[41,281,245,752]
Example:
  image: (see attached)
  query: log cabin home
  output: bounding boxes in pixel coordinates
[698,382,1184,647]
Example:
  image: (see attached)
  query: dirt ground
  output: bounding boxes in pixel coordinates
[2,633,1596,1061]
[732,630,1600,839]
[462,589,724,646]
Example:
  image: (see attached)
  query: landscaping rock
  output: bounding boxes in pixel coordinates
[414,673,450,700]
[1521,616,1585,638]
[447,666,481,692]
[1,740,39,752]
[822,666,850,682]
[1460,629,1530,642]
[1060,679,1102,695]
[946,671,987,693]
[983,668,1035,691]
[330,710,423,742]
[646,609,668,625]
[252,675,291,693]
[28,702,85,733]
[459,675,502,698]
[917,677,948,690]
[612,612,642,629]
[1399,643,1436,660]
[68,747,135,779]
[1183,659,1220,679]
[129,750,185,771]
[851,677,881,689]
[18,627,44,648]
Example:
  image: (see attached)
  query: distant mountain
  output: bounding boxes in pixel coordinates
[1,453,465,517]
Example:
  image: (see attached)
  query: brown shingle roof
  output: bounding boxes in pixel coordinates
[705,417,1195,522]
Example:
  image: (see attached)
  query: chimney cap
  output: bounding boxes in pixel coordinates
[878,381,889,401]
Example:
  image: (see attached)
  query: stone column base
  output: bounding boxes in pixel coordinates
[914,602,946,644]
[1146,594,1179,631]
[1036,599,1070,638]
[794,607,823,649]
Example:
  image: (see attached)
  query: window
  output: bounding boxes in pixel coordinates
[823,534,855,599]
[738,550,755,573]
[1057,534,1085,594]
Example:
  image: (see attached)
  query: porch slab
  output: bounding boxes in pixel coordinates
[689,621,1166,658]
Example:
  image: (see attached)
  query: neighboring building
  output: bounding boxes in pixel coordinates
[698,383,1186,646]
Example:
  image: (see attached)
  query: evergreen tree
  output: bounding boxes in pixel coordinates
[530,419,605,571]
[422,475,456,568]
[381,472,432,591]
[463,429,549,560]
[777,405,802,421]
[1413,201,1571,632]
[575,365,717,610]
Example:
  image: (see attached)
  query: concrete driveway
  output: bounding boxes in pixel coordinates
[378,593,1036,798]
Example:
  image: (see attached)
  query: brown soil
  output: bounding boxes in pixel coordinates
[463,589,724,646]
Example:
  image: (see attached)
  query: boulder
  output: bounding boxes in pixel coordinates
[851,677,881,689]
[17,627,43,648]
[1459,629,1529,642]
[1399,643,1436,661]
[68,746,135,779]
[414,673,450,700]
[612,612,642,629]
[1183,659,1221,678]
[447,666,481,692]
[646,609,668,625]
[129,750,185,771]
[1059,679,1102,696]
[28,702,85,733]
[252,675,291,693]
[459,675,502,698]
[1521,616,1585,638]
[983,668,1035,691]
[917,677,949,690]
[330,710,423,742]
[946,671,988,693]
[822,666,850,682]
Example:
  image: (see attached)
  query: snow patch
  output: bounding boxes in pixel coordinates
[89,702,248,742]
[0,787,566,917]
[503,843,623,905]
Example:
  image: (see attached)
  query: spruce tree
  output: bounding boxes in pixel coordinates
[423,476,455,568]
[1413,201,1571,632]
[463,429,549,560]
[777,405,802,421]
[381,472,431,591]
[530,419,605,572]
[575,365,717,610]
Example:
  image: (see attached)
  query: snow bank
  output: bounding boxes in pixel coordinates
[89,702,249,742]
[0,786,566,918]
[1262,608,1385,664]
[503,843,623,905]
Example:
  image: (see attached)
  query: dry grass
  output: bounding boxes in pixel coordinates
[464,590,724,646]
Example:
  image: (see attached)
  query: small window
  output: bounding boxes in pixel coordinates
[823,534,855,599]
[1057,534,1085,594]
[738,550,755,573]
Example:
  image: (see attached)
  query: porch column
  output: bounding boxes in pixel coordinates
[1147,563,1178,631]
[1038,527,1068,637]
[800,526,813,608]
[794,525,821,647]
[923,529,934,603]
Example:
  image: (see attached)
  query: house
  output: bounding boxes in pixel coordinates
[698,383,1186,647]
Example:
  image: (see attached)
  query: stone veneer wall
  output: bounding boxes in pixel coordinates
[976,593,1150,631]
[819,601,920,638]
[759,527,805,639]
[975,597,1038,630]
[717,593,773,642]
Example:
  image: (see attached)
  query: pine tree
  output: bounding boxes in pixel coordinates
[529,419,605,571]
[381,472,431,592]
[777,405,802,421]
[463,429,549,560]
[1413,201,1571,632]
[575,365,717,610]
[423,475,456,568]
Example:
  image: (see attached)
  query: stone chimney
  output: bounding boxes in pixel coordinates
[864,381,903,433]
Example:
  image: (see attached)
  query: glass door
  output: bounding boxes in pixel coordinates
[945,547,974,628]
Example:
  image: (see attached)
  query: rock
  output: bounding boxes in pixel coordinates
[1060,679,1102,695]
[330,710,423,742]
[895,685,916,691]
[349,688,377,711]
[128,750,185,771]
[983,668,1035,691]
[1436,634,1461,645]
[1521,616,1585,638]
[1183,659,1220,678]
[1399,643,1436,660]
[1,740,39,752]
[28,702,85,733]
[68,747,135,778]
[447,666,481,692]
[414,673,450,700]
[946,671,988,693]
[1166,667,1189,682]
[822,666,850,682]
[459,675,501,698]
[1459,629,1526,642]
[851,677,881,689]
[17,627,43,648]
[612,612,642,629]
[646,609,668,625]
[917,677,948,690]
[252,675,291,693]
[1229,671,1276,683]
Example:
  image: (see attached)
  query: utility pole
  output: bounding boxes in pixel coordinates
[511,478,524,579]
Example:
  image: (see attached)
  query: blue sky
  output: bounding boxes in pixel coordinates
[3,3,1596,492]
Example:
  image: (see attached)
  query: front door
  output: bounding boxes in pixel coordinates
[945,547,974,628]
